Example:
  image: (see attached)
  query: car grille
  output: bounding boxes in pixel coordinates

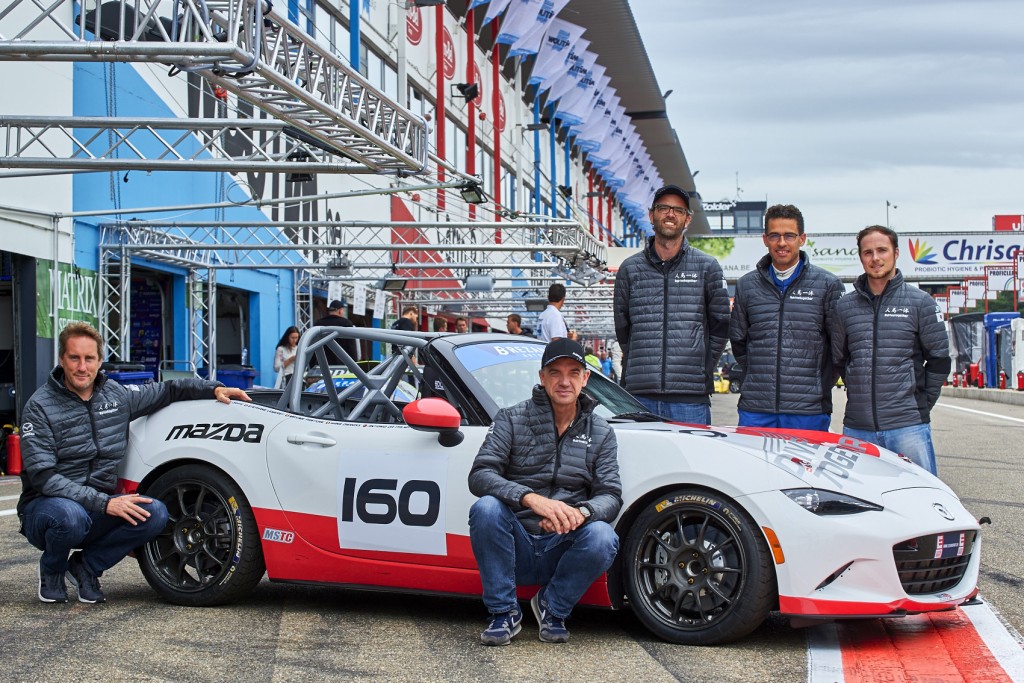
[892,530,976,595]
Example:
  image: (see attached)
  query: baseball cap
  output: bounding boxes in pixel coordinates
[328,299,346,311]
[652,184,690,208]
[541,338,587,369]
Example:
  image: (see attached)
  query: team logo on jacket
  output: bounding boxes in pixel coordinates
[96,400,120,416]
[165,423,265,442]
[673,271,700,283]
[789,288,816,301]
[571,434,592,447]
[883,306,910,318]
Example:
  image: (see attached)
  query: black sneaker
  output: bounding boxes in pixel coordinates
[480,609,522,646]
[530,590,569,643]
[38,561,68,603]
[66,552,105,604]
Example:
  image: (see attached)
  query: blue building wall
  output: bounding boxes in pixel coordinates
[72,62,297,386]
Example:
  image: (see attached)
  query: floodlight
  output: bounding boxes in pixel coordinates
[326,255,353,277]
[525,298,547,313]
[451,82,480,103]
[458,181,486,205]
[376,276,408,291]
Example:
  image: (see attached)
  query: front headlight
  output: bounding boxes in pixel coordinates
[783,488,883,515]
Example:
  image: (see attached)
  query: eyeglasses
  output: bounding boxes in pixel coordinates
[765,232,801,243]
[652,203,690,217]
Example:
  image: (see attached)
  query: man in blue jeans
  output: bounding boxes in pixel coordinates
[468,338,621,645]
[832,226,950,474]
[18,322,250,604]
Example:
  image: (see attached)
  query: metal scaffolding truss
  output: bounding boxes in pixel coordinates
[0,116,390,173]
[0,0,428,173]
[97,216,611,368]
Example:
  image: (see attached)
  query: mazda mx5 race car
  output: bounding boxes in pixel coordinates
[118,327,981,645]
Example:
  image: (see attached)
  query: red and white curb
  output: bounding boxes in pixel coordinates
[808,598,1024,682]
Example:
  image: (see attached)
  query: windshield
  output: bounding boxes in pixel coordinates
[453,341,647,419]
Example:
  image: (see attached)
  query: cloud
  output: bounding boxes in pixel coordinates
[633,0,1024,231]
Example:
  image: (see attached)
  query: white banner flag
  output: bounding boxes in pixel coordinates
[372,289,385,320]
[328,281,344,306]
[527,20,587,89]
[966,279,986,303]
[949,288,967,309]
[352,283,367,317]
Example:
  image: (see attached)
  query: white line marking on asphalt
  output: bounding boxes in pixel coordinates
[806,623,844,683]
[0,509,18,517]
[962,599,1024,681]
[0,494,21,502]
[934,401,1024,424]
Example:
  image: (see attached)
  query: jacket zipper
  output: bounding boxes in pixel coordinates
[661,266,669,393]
[549,411,583,493]
[870,292,882,431]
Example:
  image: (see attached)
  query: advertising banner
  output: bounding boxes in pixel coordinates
[688,232,1024,282]
[965,279,986,303]
[948,288,967,310]
[993,215,1023,232]
[985,265,1016,292]
[35,259,99,339]
[934,296,948,316]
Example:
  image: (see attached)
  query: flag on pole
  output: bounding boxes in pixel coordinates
[505,0,572,57]
[482,0,515,26]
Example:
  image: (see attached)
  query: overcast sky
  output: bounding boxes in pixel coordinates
[631,1,1024,234]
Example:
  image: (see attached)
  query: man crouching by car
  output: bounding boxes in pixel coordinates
[467,338,621,645]
[18,322,251,604]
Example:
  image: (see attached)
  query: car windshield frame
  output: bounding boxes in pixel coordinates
[446,338,649,421]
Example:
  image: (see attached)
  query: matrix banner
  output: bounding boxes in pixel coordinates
[35,259,99,338]
[689,232,1024,282]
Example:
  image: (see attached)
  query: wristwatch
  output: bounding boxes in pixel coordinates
[576,503,592,519]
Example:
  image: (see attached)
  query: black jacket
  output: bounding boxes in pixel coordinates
[730,253,844,415]
[468,386,621,533]
[613,236,730,400]
[832,270,951,431]
[313,314,359,364]
[18,369,220,517]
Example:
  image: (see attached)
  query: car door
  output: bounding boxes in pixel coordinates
[265,414,489,580]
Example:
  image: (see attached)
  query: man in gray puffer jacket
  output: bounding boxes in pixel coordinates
[832,226,951,475]
[468,338,621,646]
[614,185,730,425]
[18,322,251,604]
[730,204,844,430]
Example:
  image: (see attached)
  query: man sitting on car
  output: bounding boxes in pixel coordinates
[17,322,251,604]
[467,338,621,645]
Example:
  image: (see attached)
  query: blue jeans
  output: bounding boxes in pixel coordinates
[738,410,832,432]
[635,396,711,425]
[22,495,169,576]
[468,496,618,619]
[842,423,938,475]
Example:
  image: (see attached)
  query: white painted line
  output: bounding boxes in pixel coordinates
[806,622,844,683]
[935,402,1024,425]
[0,494,21,502]
[961,599,1024,682]
[0,508,18,517]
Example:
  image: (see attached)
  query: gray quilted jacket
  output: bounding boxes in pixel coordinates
[18,368,220,518]
[832,271,951,431]
[468,386,621,533]
[730,253,844,415]
[613,237,731,399]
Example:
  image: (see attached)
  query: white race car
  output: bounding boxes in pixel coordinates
[119,328,980,644]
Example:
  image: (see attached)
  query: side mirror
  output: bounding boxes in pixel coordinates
[403,398,464,447]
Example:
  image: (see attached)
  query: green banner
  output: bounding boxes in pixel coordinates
[35,260,100,339]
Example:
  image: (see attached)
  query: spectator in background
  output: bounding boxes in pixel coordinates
[832,225,950,475]
[599,349,612,378]
[313,299,359,365]
[433,317,449,333]
[506,313,531,336]
[273,326,300,389]
[567,329,580,342]
[392,305,419,332]
[455,317,470,333]
[729,204,843,430]
[584,346,601,372]
[613,185,730,424]
[538,283,568,342]
[606,340,622,383]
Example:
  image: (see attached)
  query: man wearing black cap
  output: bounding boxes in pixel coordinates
[468,338,621,646]
[313,299,359,365]
[613,184,730,424]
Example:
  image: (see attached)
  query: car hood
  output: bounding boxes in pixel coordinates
[613,422,954,504]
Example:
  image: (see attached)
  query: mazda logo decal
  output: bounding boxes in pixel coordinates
[933,503,955,521]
